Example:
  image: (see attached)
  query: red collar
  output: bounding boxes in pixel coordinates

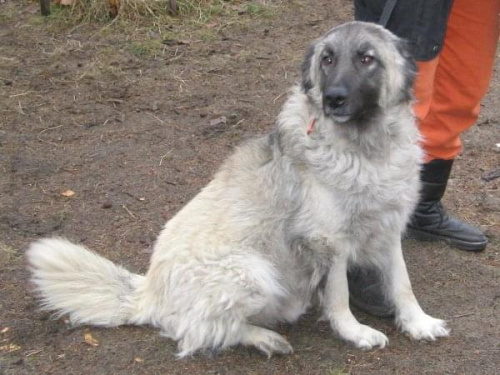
[306,118,316,135]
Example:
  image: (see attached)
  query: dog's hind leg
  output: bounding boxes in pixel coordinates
[147,250,293,357]
[240,324,293,357]
[174,317,293,358]
[385,235,450,340]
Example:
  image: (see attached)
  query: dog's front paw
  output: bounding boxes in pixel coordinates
[338,323,389,350]
[399,313,450,341]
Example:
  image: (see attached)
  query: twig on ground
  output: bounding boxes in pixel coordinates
[159,150,173,166]
[273,91,287,103]
[147,112,165,125]
[25,348,44,357]
[122,205,137,219]
[17,101,26,115]
[37,124,64,145]
[450,312,476,319]
[9,91,34,98]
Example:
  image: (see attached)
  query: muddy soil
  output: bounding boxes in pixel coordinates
[1,1,499,374]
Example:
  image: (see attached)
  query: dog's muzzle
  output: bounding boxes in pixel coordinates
[323,86,352,122]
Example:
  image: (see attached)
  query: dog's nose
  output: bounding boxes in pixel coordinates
[325,86,348,108]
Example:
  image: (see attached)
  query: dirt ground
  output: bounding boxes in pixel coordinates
[1,1,499,374]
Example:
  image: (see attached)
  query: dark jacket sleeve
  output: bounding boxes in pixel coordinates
[354,0,454,61]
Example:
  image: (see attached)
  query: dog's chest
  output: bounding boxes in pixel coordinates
[303,158,418,236]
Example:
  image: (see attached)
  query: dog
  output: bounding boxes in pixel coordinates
[27,22,450,357]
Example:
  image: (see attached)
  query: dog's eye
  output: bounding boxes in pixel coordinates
[321,56,333,67]
[360,55,375,65]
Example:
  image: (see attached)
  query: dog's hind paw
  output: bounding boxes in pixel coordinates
[241,325,293,357]
[400,314,450,341]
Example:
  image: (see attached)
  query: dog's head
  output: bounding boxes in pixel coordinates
[301,22,416,124]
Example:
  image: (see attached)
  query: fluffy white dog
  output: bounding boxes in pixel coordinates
[27,22,449,357]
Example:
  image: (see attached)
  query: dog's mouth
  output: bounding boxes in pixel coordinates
[330,114,352,123]
[323,106,353,123]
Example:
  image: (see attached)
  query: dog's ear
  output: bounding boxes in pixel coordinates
[395,38,417,102]
[301,42,316,93]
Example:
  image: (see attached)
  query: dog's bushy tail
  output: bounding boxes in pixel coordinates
[27,238,145,327]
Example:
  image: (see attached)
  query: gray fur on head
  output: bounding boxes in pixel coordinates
[301,21,417,119]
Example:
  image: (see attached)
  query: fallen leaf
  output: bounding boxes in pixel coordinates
[109,0,120,18]
[1,327,10,334]
[134,357,144,363]
[84,332,99,347]
[61,189,75,197]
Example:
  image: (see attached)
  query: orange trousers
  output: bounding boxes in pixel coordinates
[414,0,500,162]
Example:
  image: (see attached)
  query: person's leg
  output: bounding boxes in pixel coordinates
[408,0,500,252]
[413,58,440,123]
[418,0,500,161]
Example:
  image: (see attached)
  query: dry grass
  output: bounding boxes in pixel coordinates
[55,0,230,22]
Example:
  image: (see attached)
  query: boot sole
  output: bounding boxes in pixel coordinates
[405,228,487,252]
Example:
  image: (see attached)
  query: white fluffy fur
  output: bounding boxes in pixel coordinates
[28,238,144,326]
[27,22,449,358]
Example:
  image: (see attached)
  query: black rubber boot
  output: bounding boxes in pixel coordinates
[406,159,488,252]
[348,266,394,318]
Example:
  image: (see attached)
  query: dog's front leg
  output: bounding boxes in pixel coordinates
[386,235,450,340]
[324,250,388,350]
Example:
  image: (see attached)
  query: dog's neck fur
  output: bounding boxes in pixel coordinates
[277,86,418,161]
[275,86,422,192]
